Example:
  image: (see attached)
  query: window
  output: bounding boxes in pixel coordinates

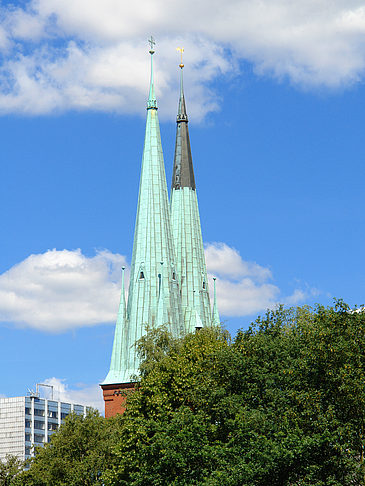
[25,419,31,428]
[48,410,58,419]
[34,434,44,443]
[202,281,206,289]
[172,272,176,280]
[25,433,31,442]
[34,420,44,430]
[25,407,31,415]
[139,271,144,279]
[34,408,44,417]
[25,447,31,456]
[61,412,69,420]
[48,423,58,431]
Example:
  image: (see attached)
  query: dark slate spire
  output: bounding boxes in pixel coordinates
[170,52,212,333]
[171,61,196,190]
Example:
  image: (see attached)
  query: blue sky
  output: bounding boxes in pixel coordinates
[1,0,365,411]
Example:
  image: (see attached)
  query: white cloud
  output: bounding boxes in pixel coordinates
[0,1,364,116]
[42,377,104,413]
[283,289,307,306]
[0,249,127,332]
[0,36,227,119]
[210,276,281,317]
[0,25,10,50]
[8,8,46,41]
[0,245,317,330]
[205,242,272,281]
[205,242,313,317]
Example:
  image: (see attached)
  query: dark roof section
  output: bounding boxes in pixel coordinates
[171,68,196,190]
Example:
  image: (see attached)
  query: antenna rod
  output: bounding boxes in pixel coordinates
[36,383,54,400]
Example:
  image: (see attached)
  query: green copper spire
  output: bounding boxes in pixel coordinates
[170,54,212,333]
[103,39,183,385]
[103,267,126,384]
[211,277,220,326]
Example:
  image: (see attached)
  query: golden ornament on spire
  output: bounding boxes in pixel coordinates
[176,47,184,68]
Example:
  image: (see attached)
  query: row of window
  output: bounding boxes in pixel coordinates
[140,271,177,280]
[139,271,178,280]
[138,271,207,289]
[25,434,56,455]
[25,426,58,443]
[25,408,59,418]
[25,420,59,431]
[25,410,70,421]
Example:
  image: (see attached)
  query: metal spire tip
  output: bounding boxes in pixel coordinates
[176,47,184,68]
[148,36,156,54]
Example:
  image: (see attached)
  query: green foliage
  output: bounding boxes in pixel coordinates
[0,455,24,486]
[17,302,365,485]
[104,303,365,485]
[15,410,117,486]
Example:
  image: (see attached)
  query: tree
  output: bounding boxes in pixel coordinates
[16,302,365,485]
[15,410,118,486]
[103,325,232,485]
[103,303,365,485]
[0,455,24,486]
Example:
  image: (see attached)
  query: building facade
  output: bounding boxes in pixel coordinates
[0,395,89,462]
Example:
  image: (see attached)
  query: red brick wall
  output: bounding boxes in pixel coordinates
[100,383,135,418]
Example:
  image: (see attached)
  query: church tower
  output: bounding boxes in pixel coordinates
[170,53,213,333]
[101,42,219,417]
[101,40,183,417]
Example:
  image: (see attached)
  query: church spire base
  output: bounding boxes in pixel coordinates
[101,382,135,418]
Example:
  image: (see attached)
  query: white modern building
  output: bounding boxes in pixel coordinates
[0,388,90,462]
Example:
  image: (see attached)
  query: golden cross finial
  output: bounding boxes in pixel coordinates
[176,47,184,68]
